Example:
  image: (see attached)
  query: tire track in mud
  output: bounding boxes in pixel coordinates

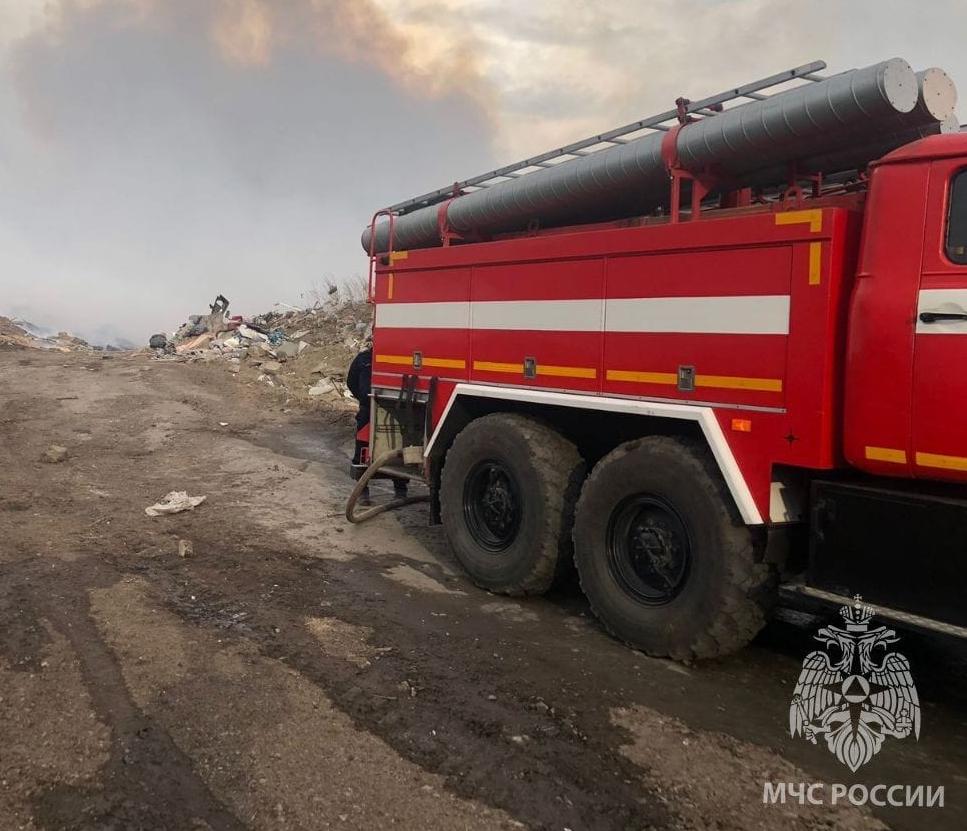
[5,353,966,831]
[101,529,674,831]
[0,556,245,831]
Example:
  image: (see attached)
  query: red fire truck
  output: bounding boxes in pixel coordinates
[353,59,967,659]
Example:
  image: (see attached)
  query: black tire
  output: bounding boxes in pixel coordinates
[441,413,585,595]
[572,436,774,660]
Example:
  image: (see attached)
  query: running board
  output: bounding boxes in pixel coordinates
[780,582,967,640]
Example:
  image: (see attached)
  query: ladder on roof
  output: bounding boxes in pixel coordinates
[386,60,830,216]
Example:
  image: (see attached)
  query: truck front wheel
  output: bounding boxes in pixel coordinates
[440,413,585,595]
[572,436,774,660]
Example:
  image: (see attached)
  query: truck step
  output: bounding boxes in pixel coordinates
[779,582,967,640]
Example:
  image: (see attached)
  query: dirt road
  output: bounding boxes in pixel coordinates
[2,350,966,830]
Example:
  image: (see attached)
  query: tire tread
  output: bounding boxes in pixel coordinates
[441,413,584,595]
[573,435,775,660]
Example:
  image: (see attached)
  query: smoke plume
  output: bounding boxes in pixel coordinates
[0,0,497,343]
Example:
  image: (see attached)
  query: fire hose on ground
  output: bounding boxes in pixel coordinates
[345,448,430,524]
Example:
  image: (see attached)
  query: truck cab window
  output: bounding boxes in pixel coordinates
[947,169,967,263]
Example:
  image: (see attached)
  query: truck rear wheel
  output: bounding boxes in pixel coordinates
[441,413,585,595]
[572,436,773,660]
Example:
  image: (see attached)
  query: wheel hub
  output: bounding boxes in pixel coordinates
[607,495,690,604]
[463,460,522,552]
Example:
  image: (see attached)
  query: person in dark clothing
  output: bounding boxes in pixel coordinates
[347,341,407,502]
[346,343,373,466]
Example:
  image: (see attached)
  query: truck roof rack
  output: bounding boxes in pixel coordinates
[387,60,830,216]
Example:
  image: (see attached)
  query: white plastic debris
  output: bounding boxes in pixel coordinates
[145,491,207,517]
[237,324,269,342]
[308,378,336,396]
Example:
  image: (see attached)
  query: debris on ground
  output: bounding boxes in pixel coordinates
[178,539,194,558]
[259,360,284,375]
[145,491,207,517]
[274,340,308,359]
[308,378,336,396]
[236,323,268,343]
[1,316,95,353]
[152,294,240,357]
[174,332,213,354]
[41,444,70,464]
[152,286,368,410]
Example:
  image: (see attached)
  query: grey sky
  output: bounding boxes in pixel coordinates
[0,0,964,344]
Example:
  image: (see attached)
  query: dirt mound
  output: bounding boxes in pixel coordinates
[153,289,371,411]
[0,316,94,352]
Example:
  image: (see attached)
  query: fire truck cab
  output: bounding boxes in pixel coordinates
[846,136,967,482]
[356,66,967,660]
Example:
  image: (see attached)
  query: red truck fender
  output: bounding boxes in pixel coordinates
[423,383,764,525]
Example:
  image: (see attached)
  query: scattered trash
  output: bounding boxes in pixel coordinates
[41,445,69,464]
[274,340,309,358]
[237,324,269,343]
[308,378,336,396]
[152,286,366,407]
[183,315,208,337]
[145,491,207,517]
[175,332,213,354]
[150,294,236,355]
[1,316,96,353]
[178,539,194,558]
[209,294,230,316]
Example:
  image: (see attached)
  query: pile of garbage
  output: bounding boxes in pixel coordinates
[150,290,371,405]
[0,316,96,353]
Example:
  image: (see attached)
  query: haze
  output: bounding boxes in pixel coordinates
[1,0,964,345]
